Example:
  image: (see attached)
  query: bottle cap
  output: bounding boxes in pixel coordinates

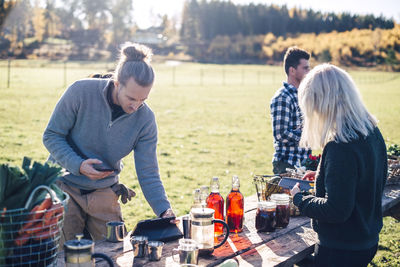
[232,175,240,189]
[210,177,220,192]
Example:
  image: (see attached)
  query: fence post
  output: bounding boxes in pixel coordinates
[7,59,11,88]
[63,61,67,88]
[272,71,275,84]
[172,66,176,86]
[200,69,204,86]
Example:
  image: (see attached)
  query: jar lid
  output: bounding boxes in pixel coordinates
[270,193,289,201]
[64,234,93,250]
[258,201,276,209]
[190,207,215,219]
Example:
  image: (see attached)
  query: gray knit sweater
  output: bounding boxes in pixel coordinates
[43,78,171,216]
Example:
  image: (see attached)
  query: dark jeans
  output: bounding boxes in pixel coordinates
[272,160,294,174]
[314,243,378,267]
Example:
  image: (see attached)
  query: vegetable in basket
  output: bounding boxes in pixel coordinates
[0,157,66,265]
[301,154,321,171]
[388,144,400,157]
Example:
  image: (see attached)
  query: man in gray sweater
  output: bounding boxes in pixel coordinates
[43,43,175,243]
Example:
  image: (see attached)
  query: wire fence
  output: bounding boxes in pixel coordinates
[1,59,399,89]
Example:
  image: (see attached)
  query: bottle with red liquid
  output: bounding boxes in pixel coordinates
[206,177,225,236]
[226,175,244,233]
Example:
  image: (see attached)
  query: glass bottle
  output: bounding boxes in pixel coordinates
[191,188,202,209]
[206,177,225,236]
[270,193,290,228]
[255,201,276,232]
[200,185,209,208]
[226,175,244,233]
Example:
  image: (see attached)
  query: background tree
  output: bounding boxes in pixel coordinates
[109,0,134,52]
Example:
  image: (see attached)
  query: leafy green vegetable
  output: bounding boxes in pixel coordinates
[388,144,400,157]
[0,157,65,263]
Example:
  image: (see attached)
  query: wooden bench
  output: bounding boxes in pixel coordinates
[56,184,400,266]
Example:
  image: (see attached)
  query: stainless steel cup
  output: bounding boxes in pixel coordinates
[147,241,164,261]
[106,221,125,242]
[172,239,199,265]
[130,235,148,258]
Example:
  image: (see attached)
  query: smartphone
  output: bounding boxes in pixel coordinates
[93,164,118,172]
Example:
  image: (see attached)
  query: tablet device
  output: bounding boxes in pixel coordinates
[278,177,314,192]
[131,217,183,242]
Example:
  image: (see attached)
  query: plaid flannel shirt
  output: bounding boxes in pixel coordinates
[270,82,311,167]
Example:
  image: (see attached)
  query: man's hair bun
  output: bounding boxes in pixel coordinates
[121,43,152,63]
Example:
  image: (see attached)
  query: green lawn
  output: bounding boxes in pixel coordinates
[0,60,399,266]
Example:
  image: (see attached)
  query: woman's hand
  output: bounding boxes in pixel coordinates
[302,171,316,181]
[290,182,301,196]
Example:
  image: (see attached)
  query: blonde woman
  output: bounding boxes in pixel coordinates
[290,64,387,267]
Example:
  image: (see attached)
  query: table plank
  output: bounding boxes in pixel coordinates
[56,184,400,267]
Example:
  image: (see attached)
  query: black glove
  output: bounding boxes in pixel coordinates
[111,183,136,204]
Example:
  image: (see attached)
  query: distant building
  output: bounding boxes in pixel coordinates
[132,27,167,46]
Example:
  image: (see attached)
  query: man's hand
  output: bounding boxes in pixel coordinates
[160,208,179,224]
[79,159,114,180]
[111,183,136,204]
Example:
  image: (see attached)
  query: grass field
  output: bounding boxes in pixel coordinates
[0,60,399,266]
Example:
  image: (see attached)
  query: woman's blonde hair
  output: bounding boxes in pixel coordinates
[298,63,377,149]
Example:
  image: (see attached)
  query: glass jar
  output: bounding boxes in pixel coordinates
[270,193,290,228]
[255,201,276,232]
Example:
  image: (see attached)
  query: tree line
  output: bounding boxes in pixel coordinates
[179,0,398,68]
[0,0,176,59]
[0,0,398,69]
[198,25,400,70]
[180,0,394,43]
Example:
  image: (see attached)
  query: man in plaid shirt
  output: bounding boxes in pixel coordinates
[270,47,312,174]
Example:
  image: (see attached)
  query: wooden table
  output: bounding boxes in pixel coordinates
[56,184,400,267]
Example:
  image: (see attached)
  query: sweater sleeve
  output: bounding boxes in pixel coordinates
[270,94,301,144]
[134,114,171,217]
[293,143,358,223]
[42,83,85,175]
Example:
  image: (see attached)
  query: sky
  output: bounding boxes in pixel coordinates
[133,0,400,29]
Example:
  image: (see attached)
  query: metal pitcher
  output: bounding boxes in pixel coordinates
[64,234,114,267]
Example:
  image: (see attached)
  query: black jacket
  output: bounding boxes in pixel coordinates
[294,127,387,250]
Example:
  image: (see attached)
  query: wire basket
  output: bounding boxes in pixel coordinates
[253,175,286,202]
[253,175,301,216]
[0,185,69,267]
[279,168,305,180]
[388,155,400,185]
